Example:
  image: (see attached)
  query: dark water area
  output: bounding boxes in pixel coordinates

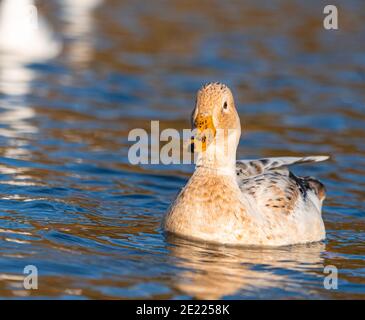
[0,0,364,299]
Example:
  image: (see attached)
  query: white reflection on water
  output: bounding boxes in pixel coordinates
[0,57,38,159]
[0,60,38,162]
[168,236,325,299]
[0,0,62,163]
[0,0,61,60]
[61,0,102,67]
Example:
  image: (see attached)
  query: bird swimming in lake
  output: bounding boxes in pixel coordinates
[163,82,329,246]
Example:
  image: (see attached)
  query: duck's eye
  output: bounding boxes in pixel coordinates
[223,101,228,110]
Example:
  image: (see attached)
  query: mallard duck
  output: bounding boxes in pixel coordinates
[164,82,329,246]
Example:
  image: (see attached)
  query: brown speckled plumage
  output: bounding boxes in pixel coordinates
[164,83,329,246]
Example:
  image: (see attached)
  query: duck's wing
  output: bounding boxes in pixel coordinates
[236,156,329,215]
[236,156,329,179]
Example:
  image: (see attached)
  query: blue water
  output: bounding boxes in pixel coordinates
[0,0,364,299]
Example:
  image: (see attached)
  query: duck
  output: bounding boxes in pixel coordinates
[0,0,61,61]
[163,82,329,246]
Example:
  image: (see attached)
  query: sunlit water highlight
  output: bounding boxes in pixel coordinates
[0,0,364,299]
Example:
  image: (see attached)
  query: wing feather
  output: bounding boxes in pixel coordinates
[236,156,329,217]
[236,156,329,179]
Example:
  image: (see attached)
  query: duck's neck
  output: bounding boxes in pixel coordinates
[195,164,236,176]
[195,134,238,177]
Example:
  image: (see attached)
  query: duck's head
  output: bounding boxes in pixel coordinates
[190,82,241,171]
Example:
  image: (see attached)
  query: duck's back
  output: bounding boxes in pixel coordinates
[236,156,328,244]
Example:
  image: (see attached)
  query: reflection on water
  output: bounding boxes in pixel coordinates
[0,62,36,96]
[0,58,38,163]
[0,0,364,299]
[61,0,102,67]
[168,235,325,299]
[0,0,61,162]
[0,0,61,60]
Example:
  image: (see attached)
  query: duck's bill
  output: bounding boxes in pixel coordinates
[189,114,216,153]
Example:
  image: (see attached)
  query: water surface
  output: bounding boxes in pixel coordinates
[0,0,364,299]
